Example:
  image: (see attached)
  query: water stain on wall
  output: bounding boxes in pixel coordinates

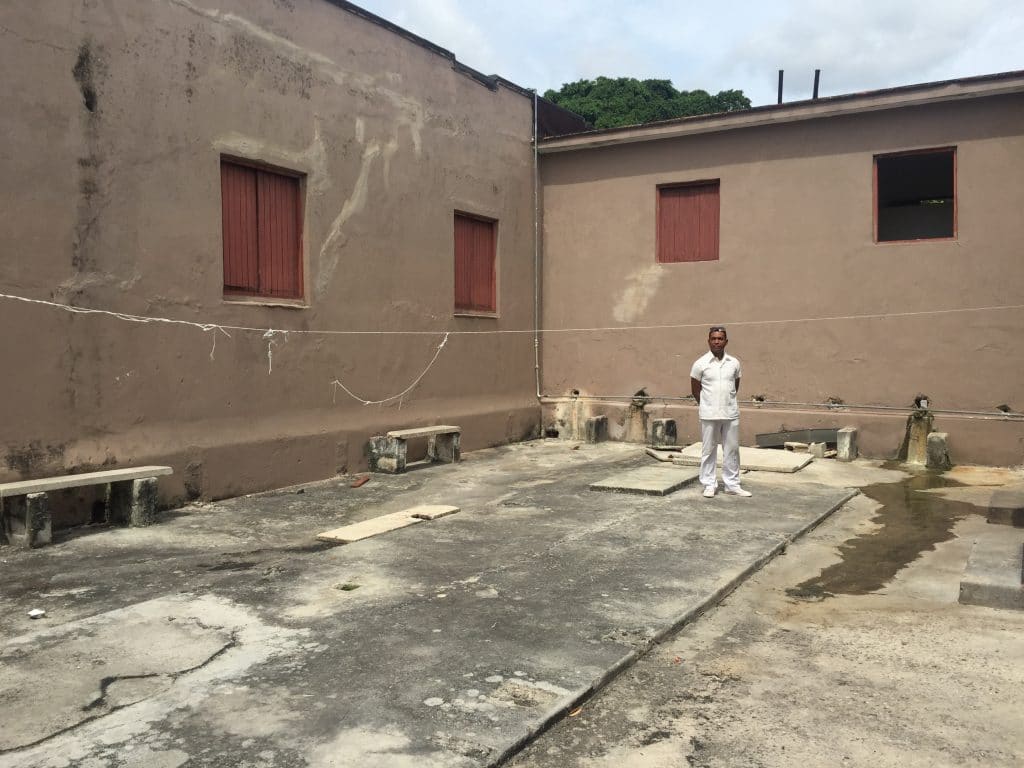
[613,264,664,324]
[5,442,66,477]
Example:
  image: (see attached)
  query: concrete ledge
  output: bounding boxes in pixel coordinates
[959,531,1024,611]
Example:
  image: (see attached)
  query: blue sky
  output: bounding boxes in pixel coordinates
[354,0,1024,106]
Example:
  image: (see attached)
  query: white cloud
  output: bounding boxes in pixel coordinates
[352,0,1024,105]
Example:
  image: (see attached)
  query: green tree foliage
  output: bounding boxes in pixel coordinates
[543,77,751,130]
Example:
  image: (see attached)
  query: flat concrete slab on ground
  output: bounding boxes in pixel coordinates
[590,464,701,495]
[674,442,814,473]
[0,442,856,768]
[959,528,1024,610]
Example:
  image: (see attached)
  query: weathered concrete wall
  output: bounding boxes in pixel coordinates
[0,0,539,513]
[539,95,1024,465]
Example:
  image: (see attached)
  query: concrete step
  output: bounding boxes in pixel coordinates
[987,487,1024,527]
[958,529,1024,611]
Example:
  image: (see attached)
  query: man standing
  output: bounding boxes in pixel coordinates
[690,326,752,498]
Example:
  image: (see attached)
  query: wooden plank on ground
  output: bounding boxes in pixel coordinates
[317,510,424,544]
[408,505,460,520]
[316,505,461,544]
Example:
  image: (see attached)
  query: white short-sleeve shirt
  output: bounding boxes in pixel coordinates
[690,351,742,420]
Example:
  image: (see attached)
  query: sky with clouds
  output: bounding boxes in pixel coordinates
[353,0,1024,106]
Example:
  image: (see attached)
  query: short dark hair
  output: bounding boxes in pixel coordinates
[708,325,727,338]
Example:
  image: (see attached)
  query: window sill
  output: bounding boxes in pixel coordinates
[223,295,308,309]
[873,236,957,245]
[454,311,498,319]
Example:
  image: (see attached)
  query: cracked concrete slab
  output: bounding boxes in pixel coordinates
[0,604,231,751]
[0,441,857,767]
[0,595,308,767]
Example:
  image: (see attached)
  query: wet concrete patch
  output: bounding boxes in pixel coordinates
[788,469,985,599]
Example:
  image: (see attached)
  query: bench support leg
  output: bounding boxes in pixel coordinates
[428,433,460,464]
[368,436,407,473]
[107,477,160,527]
[2,493,52,548]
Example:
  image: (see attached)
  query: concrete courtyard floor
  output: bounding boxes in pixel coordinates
[1,440,1021,767]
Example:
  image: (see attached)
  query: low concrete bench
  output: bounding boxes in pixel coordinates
[368,426,461,474]
[0,466,173,548]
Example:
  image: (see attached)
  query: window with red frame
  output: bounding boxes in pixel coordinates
[657,181,720,263]
[221,158,303,299]
[454,212,496,313]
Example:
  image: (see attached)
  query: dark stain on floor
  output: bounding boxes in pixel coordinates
[788,467,984,599]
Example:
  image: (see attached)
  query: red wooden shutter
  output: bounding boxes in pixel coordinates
[221,161,259,293]
[257,170,302,298]
[221,159,302,299]
[454,213,496,312]
[657,182,720,263]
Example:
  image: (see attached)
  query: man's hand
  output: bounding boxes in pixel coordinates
[690,377,702,404]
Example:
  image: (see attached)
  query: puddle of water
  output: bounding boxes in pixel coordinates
[787,467,985,600]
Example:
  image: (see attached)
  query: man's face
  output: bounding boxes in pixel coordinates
[708,331,728,357]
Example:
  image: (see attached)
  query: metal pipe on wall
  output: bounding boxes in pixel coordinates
[538,394,1024,420]
[532,90,542,399]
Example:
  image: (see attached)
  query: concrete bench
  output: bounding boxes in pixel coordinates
[0,466,173,548]
[368,426,461,474]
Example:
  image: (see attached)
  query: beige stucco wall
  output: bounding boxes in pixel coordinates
[540,95,1024,465]
[0,0,539,510]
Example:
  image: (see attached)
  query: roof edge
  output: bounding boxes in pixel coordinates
[322,0,536,99]
[538,69,1024,152]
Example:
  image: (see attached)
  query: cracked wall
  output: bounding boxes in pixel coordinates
[0,0,540,501]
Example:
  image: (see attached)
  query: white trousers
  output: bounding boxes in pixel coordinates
[699,419,741,490]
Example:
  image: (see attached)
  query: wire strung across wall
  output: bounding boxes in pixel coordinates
[1,290,1022,404]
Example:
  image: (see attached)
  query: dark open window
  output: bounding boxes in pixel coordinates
[875,148,956,242]
[657,181,720,263]
[221,158,303,299]
[454,212,496,313]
